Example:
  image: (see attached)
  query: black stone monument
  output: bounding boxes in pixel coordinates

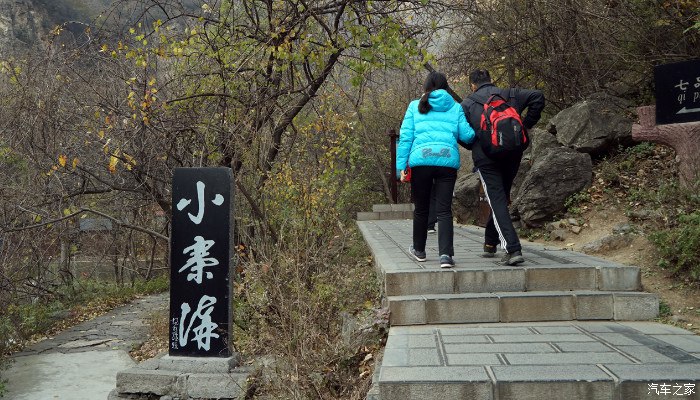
[169,168,234,357]
[654,59,700,125]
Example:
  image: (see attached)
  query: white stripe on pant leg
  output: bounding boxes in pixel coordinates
[477,169,509,250]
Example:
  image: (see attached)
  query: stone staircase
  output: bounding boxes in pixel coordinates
[358,205,700,400]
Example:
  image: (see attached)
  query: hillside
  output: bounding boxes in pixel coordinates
[0,0,112,53]
[526,143,700,335]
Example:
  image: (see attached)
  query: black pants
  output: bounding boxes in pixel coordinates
[476,155,522,253]
[427,185,437,230]
[411,166,457,256]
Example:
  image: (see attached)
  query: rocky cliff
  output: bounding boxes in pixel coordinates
[0,0,49,54]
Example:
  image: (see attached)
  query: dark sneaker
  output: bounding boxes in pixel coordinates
[427,228,436,234]
[409,245,427,262]
[439,254,455,268]
[481,244,497,258]
[501,250,525,266]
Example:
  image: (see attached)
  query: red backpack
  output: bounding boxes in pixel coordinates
[469,89,528,157]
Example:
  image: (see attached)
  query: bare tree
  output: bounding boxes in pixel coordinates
[439,0,700,109]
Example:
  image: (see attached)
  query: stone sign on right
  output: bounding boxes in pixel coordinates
[655,59,700,125]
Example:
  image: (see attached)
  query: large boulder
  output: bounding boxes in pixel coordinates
[512,128,562,201]
[453,129,593,228]
[547,93,634,157]
[513,147,593,227]
[452,172,481,225]
[525,128,562,163]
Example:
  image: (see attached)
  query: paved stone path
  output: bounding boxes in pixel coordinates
[381,321,700,399]
[358,216,700,400]
[3,292,168,400]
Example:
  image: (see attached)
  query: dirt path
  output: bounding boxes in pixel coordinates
[527,207,700,336]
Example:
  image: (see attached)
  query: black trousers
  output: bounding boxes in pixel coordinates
[475,155,523,253]
[427,185,437,229]
[411,166,457,256]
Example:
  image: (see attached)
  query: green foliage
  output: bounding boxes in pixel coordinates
[659,300,672,317]
[0,275,167,397]
[564,191,591,216]
[0,276,168,369]
[597,143,662,188]
[649,212,700,281]
[263,101,384,240]
[56,274,169,303]
[625,142,656,158]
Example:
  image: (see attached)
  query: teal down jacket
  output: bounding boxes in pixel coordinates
[396,89,475,176]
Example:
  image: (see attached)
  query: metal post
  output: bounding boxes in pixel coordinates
[388,128,398,204]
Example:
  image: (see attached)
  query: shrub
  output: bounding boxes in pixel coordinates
[659,300,672,317]
[235,225,382,399]
[649,212,700,281]
[564,190,591,215]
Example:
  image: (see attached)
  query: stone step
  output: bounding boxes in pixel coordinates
[372,203,415,212]
[375,322,700,400]
[384,265,641,296]
[113,355,250,399]
[357,203,414,221]
[388,291,658,326]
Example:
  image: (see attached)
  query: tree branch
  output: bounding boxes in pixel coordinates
[4,208,169,241]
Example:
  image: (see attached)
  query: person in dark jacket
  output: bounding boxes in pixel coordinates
[397,71,475,268]
[461,69,545,265]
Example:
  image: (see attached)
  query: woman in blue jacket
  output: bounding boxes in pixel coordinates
[397,71,475,268]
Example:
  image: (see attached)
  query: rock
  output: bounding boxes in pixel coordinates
[550,229,568,241]
[513,147,593,227]
[452,172,482,225]
[547,93,635,157]
[341,311,359,345]
[568,218,579,226]
[546,220,568,231]
[525,128,562,163]
[0,0,49,53]
[628,209,661,221]
[612,223,633,234]
[509,158,532,203]
[579,234,634,254]
[571,226,582,234]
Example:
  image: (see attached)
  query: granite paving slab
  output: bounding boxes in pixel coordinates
[377,322,700,400]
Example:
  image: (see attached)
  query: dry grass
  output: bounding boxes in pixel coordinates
[128,226,386,399]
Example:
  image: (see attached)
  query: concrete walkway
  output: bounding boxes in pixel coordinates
[2,292,168,400]
[357,213,700,400]
[379,321,700,399]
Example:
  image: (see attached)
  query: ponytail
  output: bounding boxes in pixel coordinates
[418,91,432,114]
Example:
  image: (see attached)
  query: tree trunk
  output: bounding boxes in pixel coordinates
[632,106,700,188]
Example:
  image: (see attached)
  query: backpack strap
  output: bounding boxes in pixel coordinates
[507,88,519,110]
[468,93,489,105]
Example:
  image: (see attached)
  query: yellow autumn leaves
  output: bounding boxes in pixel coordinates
[51,149,136,176]
[49,154,80,175]
[108,149,137,174]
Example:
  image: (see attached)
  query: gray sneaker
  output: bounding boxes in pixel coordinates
[501,250,524,266]
[439,254,455,268]
[409,245,427,262]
